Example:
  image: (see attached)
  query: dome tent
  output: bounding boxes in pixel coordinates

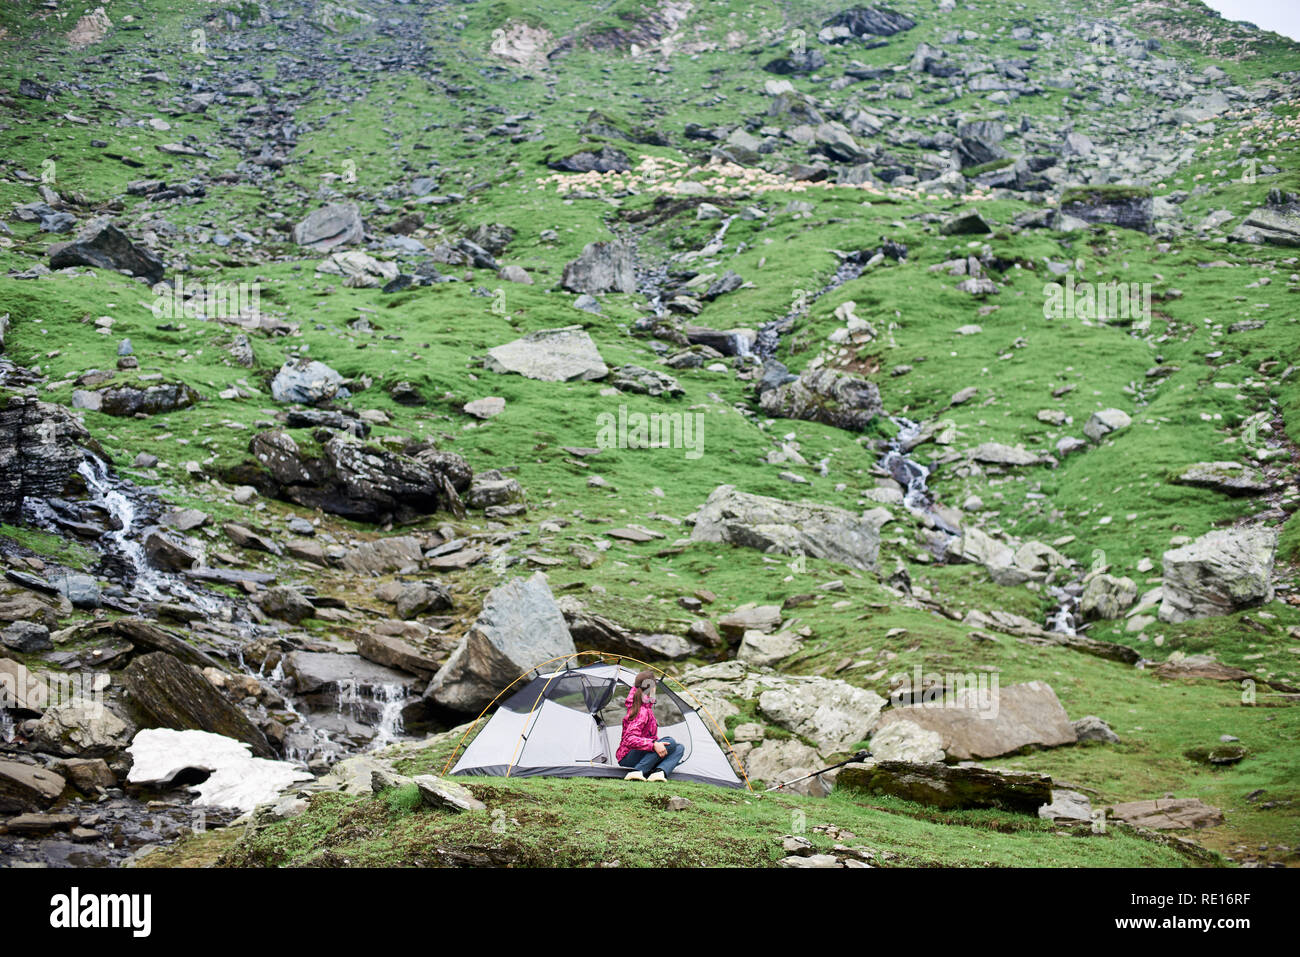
[446,656,748,789]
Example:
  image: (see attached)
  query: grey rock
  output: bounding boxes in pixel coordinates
[1159,527,1276,622]
[425,573,575,713]
[760,365,882,431]
[270,359,347,405]
[560,242,635,294]
[48,217,164,283]
[691,484,880,571]
[292,203,364,251]
[875,681,1077,760]
[485,326,608,382]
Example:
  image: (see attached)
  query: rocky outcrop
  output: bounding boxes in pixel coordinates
[1170,461,1273,496]
[560,242,635,294]
[230,429,472,523]
[758,676,886,752]
[691,485,880,571]
[77,381,201,417]
[819,7,916,43]
[48,217,164,283]
[485,326,608,382]
[0,395,92,520]
[424,573,575,713]
[1105,798,1223,830]
[123,652,275,758]
[837,761,1052,813]
[1058,186,1153,233]
[1159,527,1276,622]
[759,365,882,431]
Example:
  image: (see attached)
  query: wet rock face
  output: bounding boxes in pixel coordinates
[233,429,472,523]
[0,395,91,521]
[47,217,165,283]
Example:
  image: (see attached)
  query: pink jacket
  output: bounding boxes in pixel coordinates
[616,690,658,761]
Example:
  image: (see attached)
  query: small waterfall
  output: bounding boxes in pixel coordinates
[75,455,221,615]
[880,417,961,539]
[1046,584,1079,636]
[0,709,15,745]
[335,679,409,751]
[370,684,408,751]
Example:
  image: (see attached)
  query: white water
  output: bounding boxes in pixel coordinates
[335,679,408,751]
[76,456,220,615]
[0,709,14,744]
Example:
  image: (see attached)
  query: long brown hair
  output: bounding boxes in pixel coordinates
[628,669,656,719]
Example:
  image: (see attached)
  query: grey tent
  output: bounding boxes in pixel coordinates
[449,661,747,789]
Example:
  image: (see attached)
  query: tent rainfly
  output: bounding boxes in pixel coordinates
[449,660,747,789]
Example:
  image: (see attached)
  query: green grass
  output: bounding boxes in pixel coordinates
[220,774,1207,867]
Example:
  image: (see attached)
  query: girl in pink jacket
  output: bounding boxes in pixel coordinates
[617,670,685,782]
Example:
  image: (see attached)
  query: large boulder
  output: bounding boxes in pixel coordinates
[234,429,472,523]
[1170,461,1273,496]
[292,203,364,251]
[558,597,696,660]
[485,326,608,382]
[691,485,880,571]
[0,758,66,813]
[868,719,945,763]
[1083,408,1131,443]
[758,676,886,752]
[425,573,575,713]
[1058,187,1153,233]
[48,217,164,283]
[819,7,916,43]
[548,146,631,173]
[123,652,275,758]
[1079,573,1138,620]
[759,365,882,431]
[837,761,1052,813]
[89,381,201,417]
[1229,197,1300,247]
[560,242,635,294]
[31,701,134,758]
[874,681,1077,760]
[1159,527,1276,622]
[0,395,92,520]
[270,359,347,405]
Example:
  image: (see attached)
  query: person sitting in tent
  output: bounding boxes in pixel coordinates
[616,670,685,782]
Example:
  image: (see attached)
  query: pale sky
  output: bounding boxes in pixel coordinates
[1202,0,1300,41]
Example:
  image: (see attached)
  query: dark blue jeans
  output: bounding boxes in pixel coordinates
[619,735,685,777]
